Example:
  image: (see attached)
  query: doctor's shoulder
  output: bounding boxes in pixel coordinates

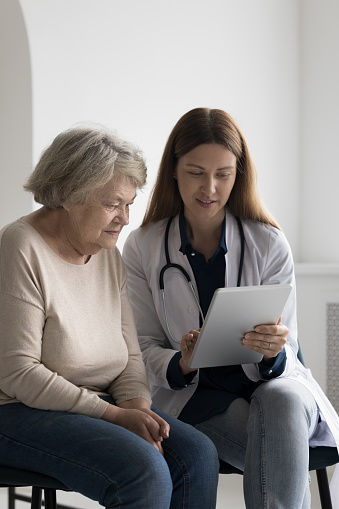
[125,219,168,248]
[241,218,293,258]
[123,218,168,262]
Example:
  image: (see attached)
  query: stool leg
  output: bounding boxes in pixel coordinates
[8,487,15,509]
[31,487,43,509]
[43,488,57,509]
[316,468,333,509]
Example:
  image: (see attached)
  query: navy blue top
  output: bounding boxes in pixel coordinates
[166,209,287,425]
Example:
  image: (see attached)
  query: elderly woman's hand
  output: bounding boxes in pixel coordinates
[101,400,170,455]
[242,317,289,363]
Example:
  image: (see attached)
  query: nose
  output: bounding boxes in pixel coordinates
[201,175,216,195]
[115,205,129,226]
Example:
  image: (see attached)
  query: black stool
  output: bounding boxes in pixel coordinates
[0,466,74,509]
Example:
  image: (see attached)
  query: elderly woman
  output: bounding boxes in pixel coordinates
[0,126,219,509]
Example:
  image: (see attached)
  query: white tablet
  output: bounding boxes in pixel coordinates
[188,284,292,369]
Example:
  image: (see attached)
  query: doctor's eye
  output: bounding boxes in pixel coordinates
[217,173,232,179]
[188,171,203,177]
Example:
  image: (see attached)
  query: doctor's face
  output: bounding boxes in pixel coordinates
[175,143,237,226]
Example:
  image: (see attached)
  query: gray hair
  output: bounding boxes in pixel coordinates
[24,125,147,208]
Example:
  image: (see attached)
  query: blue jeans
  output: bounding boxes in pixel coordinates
[0,398,219,509]
[195,378,319,509]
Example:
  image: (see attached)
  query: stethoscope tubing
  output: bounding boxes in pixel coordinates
[159,214,245,343]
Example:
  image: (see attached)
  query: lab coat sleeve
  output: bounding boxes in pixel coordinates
[258,348,286,378]
[123,230,181,390]
[242,227,299,381]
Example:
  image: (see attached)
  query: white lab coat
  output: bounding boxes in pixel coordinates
[123,210,339,499]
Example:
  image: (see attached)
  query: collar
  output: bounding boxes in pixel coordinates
[178,207,227,256]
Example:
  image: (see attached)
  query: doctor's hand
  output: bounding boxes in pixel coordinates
[179,329,200,375]
[242,317,288,363]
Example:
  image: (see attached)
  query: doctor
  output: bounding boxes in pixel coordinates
[123,108,339,508]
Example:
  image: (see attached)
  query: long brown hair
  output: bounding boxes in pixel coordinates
[142,108,280,229]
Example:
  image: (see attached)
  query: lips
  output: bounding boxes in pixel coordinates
[105,230,120,235]
[197,199,214,204]
[196,198,216,207]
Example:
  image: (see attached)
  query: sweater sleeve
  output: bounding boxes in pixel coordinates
[0,289,109,418]
[105,278,152,405]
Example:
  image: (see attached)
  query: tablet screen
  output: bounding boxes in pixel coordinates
[188,284,292,369]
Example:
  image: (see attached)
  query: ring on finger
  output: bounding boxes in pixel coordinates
[268,342,271,349]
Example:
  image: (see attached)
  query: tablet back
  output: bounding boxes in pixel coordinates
[188,284,292,369]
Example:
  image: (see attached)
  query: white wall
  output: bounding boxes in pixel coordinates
[295,265,339,393]
[0,0,32,226]
[300,0,339,263]
[4,0,301,255]
[295,0,339,404]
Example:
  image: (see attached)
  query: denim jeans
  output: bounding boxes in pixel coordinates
[0,398,219,509]
[195,378,319,509]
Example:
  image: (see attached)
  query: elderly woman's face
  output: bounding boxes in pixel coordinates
[63,175,136,256]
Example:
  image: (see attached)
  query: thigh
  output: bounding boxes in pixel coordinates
[154,408,219,509]
[244,379,319,508]
[155,407,220,468]
[250,378,319,438]
[0,402,171,508]
[195,398,250,470]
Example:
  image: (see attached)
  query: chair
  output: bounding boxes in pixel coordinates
[0,466,74,509]
[218,345,339,509]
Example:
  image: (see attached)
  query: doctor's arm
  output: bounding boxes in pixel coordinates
[242,228,298,381]
[123,231,189,390]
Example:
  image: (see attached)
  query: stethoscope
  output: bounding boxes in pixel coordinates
[159,215,245,343]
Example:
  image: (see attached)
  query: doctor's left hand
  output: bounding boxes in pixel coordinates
[242,317,288,362]
[179,329,200,375]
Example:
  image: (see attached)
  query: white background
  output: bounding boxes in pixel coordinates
[1,1,339,507]
[2,0,338,261]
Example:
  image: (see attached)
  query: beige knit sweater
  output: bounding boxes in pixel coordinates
[0,219,151,418]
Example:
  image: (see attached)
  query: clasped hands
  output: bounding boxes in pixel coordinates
[101,398,170,456]
[179,317,289,375]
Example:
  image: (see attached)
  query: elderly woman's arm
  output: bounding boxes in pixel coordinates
[105,288,152,404]
[0,292,108,417]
